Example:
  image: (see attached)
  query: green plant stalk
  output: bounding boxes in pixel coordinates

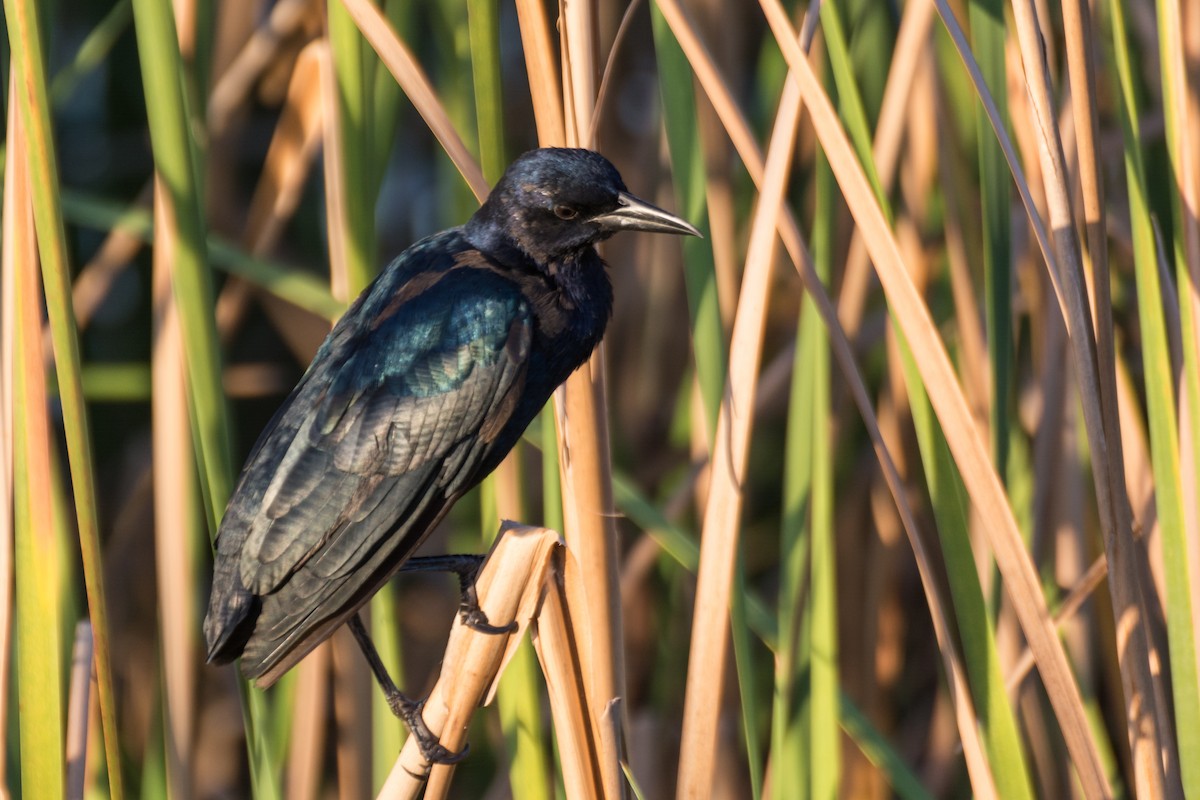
[806,152,838,800]
[130,0,234,531]
[12,240,66,800]
[1109,2,1199,788]
[469,0,506,185]
[772,323,814,800]
[968,0,1012,481]
[329,0,378,294]
[370,0,411,201]
[1156,5,1200,789]
[819,1,888,216]
[370,586,405,792]
[130,0,282,793]
[901,338,1034,800]
[650,4,725,434]
[4,1,124,794]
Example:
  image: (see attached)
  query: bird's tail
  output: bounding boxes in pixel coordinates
[203,556,260,665]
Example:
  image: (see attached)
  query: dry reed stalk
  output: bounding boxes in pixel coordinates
[758,0,1112,795]
[287,644,331,800]
[836,0,936,336]
[151,174,199,800]
[338,0,488,202]
[332,627,372,800]
[555,5,629,797]
[513,0,565,144]
[531,546,605,800]
[214,40,325,353]
[1008,0,1169,793]
[207,0,315,136]
[1006,555,1108,694]
[376,524,561,800]
[245,41,325,256]
[677,70,799,800]
[61,183,153,337]
[66,622,94,800]
[652,6,1000,792]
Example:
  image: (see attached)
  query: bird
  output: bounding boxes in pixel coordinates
[204,147,700,761]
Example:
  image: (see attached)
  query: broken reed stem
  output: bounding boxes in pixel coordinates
[376,524,561,800]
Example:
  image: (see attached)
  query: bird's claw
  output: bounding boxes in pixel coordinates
[392,695,470,766]
[459,604,518,635]
[458,582,517,634]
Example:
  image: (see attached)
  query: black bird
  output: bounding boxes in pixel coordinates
[204,147,699,760]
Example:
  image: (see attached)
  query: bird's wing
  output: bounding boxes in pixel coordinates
[218,265,532,599]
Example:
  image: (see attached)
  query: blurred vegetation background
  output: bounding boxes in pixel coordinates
[2,0,1199,797]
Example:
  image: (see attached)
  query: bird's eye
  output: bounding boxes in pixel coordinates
[553,204,579,220]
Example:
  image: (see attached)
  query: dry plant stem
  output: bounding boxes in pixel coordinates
[1009,1,1168,795]
[1007,555,1109,695]
[338,0,488,202]
[837,0,937,335]
[651,2,999,791]
[533,548,605,800]
[557,5,629,798]
[244,41,325,256]
[287,645,331,800]
[677,72,801,800]
[756,1,1112,796]
[66,622,94,800]
[376,524,560,800]
[151,180,198,800]
[513,0,565,144]
[207,0,312,134]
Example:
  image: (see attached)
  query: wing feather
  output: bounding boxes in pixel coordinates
[205,249,533,670]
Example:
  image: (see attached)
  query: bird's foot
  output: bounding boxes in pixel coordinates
[401,554,517,634]
[458,584,518,635]
[388,692,470,766]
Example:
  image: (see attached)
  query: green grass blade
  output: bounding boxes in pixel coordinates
[968,0,1012,479]
[650,4,725,434]
[328,0,379,294]
[901,338,1034,800]
[1108,2,1199,790]
[469,0,506,185]
[131,0,235,528]
[11,211,66,800]
[805,152,838,800]
[4,2,126,794]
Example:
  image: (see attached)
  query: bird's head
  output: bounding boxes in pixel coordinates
[467,148,700,266]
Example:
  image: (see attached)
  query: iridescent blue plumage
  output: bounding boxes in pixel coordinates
[204,148,699,690]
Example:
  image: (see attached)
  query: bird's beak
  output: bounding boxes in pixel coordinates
[592,191,702,238]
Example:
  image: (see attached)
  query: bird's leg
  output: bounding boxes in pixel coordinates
[347,613,468,766]
[400,554,518,635]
